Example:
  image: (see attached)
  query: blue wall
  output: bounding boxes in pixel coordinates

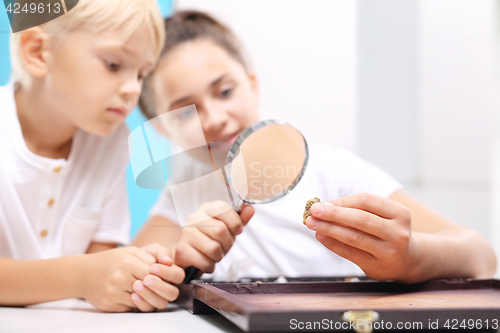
[126,1,173,236]
[0,6,12,85]
[0,1,174,238]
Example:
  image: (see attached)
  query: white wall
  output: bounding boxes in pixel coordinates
[356,0,419,184]
[356,0,499,274]
[176,0,357,150]
[420,0,498,185]
[417,0,499,240]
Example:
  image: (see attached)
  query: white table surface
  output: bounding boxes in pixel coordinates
[0,299,242,333]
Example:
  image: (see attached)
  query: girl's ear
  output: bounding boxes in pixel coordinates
[247,71,260,105]
[247,71,259,95]
[19,27,50,78]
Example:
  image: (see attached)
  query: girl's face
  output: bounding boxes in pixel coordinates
[150,39,260,149]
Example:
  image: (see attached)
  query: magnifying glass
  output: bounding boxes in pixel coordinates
[183,119,309,283]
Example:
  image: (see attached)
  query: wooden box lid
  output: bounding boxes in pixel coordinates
[177,278,500,332]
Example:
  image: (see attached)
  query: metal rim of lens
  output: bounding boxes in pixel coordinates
[226,119,309,205]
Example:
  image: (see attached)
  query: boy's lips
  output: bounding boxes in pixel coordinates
[107,107,127,117]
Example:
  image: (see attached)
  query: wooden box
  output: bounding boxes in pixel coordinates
[177,277,500,332]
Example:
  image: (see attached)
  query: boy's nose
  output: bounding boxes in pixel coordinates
[119,77,142,102]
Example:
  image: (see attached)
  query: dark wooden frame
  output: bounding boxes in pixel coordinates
[177,278,500,332]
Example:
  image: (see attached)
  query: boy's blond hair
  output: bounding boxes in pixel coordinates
[10,0,165,86]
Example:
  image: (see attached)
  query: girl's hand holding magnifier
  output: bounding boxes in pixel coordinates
[174,201,255,273]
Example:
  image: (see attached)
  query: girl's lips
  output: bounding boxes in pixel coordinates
[212,132,240,143]
[208,132,241,152]
[226,132,240,143]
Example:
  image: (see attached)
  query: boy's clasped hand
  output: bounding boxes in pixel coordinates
[79,243,184,312]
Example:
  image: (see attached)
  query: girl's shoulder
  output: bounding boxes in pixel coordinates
[308,142,401,198]
[307,142,388,183]
[308,143,364,169]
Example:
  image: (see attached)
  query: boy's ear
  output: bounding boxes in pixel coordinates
[19,27,50,78]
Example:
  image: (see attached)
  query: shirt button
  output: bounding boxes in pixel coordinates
[48,198,55,207]
[54,166,62,173]
[40,230,48,237]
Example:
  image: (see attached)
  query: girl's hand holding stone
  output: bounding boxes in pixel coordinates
[305,193,418,282]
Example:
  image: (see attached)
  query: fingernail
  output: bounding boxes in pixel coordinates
[162,255,173,264]
[317,233,326,240]
[132,293,141,302]
[144,277,154,287]
[134,281,144,291]
[307,217,319,229]
[151,265,160,274]
[236,226,244,235]
[311,204,323,215]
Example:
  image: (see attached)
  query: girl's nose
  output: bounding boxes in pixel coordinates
[201,102,228,135]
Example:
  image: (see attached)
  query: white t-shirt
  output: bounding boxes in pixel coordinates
[150,143,401,281]
[0,83,131,259]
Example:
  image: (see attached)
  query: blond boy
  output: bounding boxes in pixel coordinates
[0,0,184,312]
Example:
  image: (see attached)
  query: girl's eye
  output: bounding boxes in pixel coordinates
[177,108,195,120]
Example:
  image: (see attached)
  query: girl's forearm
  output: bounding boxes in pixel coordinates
[402,227,497,283]
[132,216,181,249]
[0,255,85,306]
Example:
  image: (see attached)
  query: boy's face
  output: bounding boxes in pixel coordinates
[46,26,157,136]
[151,39,260,149]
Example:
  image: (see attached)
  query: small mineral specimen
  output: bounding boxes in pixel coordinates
[303,197,321,225]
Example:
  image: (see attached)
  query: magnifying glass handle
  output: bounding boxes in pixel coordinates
[183,266,200,284]
[182,206,244,284]
[233,199,244,213]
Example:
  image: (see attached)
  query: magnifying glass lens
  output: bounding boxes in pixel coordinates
[231,123,307,203]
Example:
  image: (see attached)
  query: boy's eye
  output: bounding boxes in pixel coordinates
[219,88,233,98]
[138,69,152,82]
[106,61,120,72]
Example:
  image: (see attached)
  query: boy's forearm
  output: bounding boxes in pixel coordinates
[402,227,497,283]
[0,255,85,306]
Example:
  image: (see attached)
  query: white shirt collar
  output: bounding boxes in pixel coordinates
[2,81,80,172]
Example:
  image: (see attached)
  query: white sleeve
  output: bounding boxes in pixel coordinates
[92,125,131,246]
[313,144,402,200]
